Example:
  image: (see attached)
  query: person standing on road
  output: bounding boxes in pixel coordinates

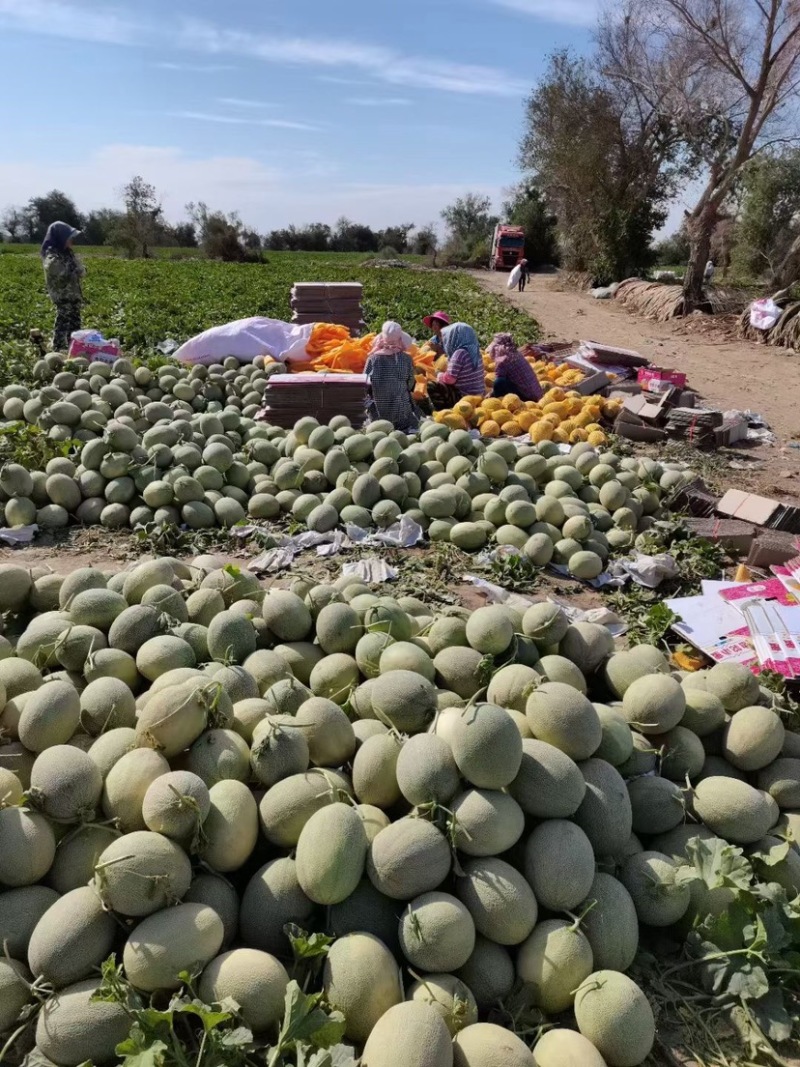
[41,221,85,352]
[517,259,530,293]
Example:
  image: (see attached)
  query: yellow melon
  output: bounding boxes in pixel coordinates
[588,431,608,447]
[531,422,553,443]
[481,420,501,438]
[442,413,467,430]
[501,420,522,437]
[482,397,501,413]
[552,428,569,443]
[503,394,523,413]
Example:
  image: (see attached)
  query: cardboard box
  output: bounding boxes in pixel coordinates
[747,533,800,568]
[717,491,800,533]
[607,383,643,398]
[718,490,783,526]
[574,371,612,396]
[638,366,688,392]
[580,341,649,368]
[683,518,757,553]
[613,415,667,442]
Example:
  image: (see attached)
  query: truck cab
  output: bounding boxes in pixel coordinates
[490,224,525,271]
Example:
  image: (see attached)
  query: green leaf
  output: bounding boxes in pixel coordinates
[119,1042,169,1067]
[172,1000,236,1033]
[297,1046,358,1067]
[726,962,770,1002]
[284,924,336,961]
[276,982,347,1053]
[745,906,791,957]
[684,836,753,891]
[218,1026,254,1050]
[749,837,791,868]
[751,988,793,1044]
[137,1008,175,1029]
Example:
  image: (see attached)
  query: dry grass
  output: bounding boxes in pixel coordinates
[616,279,751,321]
[548,270,593,292]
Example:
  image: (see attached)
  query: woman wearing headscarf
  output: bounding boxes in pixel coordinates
[427,322,485,410]
[364,321,420,432]
[488,333,543,401]
[422,310,450,356]
[41,221,85,351]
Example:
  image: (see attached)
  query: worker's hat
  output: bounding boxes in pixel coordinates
[423,311,451,329]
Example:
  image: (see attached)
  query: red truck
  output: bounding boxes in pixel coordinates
[489,224,525,271]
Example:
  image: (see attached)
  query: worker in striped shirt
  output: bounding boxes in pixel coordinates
[427,322,485,410]
[489,333,543,402]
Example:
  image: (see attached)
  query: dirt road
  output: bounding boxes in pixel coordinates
[474,270,800,501]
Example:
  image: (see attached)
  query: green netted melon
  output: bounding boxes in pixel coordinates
[526,682,602,760]
[621,675,685,735]
[574,970,655,1067]
[621,851,690,927]
[517,918,594,1014]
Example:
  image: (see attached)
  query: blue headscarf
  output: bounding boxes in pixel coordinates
[41,221,81,258]
[441,322,481,368]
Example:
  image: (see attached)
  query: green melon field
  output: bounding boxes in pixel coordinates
[0,252,539,382]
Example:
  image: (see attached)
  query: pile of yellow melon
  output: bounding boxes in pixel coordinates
[432,388,623,443]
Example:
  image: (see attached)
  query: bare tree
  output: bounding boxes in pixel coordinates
[115,176,163,258]
[600,0,800,309]
[1,207,28,242]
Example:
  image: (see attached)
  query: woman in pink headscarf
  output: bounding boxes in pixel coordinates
[364,321,420,432]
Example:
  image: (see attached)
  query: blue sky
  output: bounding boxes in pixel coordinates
[0,0,615,232]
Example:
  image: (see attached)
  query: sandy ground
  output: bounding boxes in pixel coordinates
[475,270,800,503]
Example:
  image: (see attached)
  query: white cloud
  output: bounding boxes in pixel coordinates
[346,97,412,107]
[0,0,526,98]
[317,75,370,87]
[488,0,598,27]
[0,0,141,42]
[180,21,528,96]
[156,61,233,73]
[169,111,319,132]
[217,97,278,109]
[0,144,505,230]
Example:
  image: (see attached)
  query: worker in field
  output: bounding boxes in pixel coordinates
[364,321,420,433]
[41,221,85,351]
[488,333,543,401]
[427,323,485,410]
[422,311,450,356]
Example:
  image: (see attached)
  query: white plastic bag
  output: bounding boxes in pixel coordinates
[173,317,314,365]
[507,264,522,290]
[749,298,781,332]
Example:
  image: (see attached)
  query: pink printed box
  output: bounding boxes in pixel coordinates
[637,366,687,393]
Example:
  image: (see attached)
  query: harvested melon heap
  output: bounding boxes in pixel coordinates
[431,388,620,442]
[0,557,798,1067]
[0,353,685,550]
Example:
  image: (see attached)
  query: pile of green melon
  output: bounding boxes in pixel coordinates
[0,555,797,1067]
[0,357,694,569]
